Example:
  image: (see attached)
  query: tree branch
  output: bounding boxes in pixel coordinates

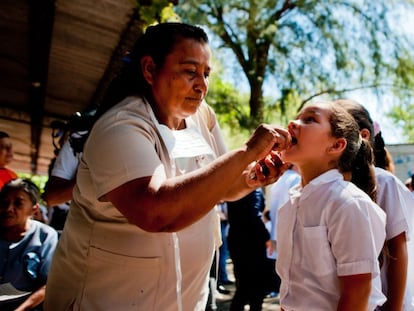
[298,83,404,111]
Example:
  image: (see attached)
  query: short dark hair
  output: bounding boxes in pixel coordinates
[97,23,209,118]
[1,178,40,205]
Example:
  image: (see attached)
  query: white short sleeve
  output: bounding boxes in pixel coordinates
[83,103,166,199]
[51,138,80,180]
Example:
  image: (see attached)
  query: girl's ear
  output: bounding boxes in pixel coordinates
[328,137,347,155]
[140,56,157,85]
[360,128,371,140]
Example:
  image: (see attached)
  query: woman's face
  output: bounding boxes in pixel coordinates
[145,38,211,124]
[282,102,337,166]
[0,189,36,228]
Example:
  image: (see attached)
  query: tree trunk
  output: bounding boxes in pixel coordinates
[249,78,265,126]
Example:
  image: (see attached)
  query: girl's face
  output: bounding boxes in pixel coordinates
[282,102,337,167]
[0,189,37,228]
[144,38,211,127]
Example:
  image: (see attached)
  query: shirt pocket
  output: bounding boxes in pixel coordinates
[300,226,336,277]
[79,246,161,311]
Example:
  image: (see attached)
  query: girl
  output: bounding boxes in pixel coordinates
[276,101,386,311]
[337,98,414,311]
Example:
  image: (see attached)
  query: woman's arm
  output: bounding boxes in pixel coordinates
[43,176,76,206]
[105,124,290,232]
[337,273,371,311]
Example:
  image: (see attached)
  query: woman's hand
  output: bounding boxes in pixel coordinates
[244,124,292,187]
[245,124,292,161]
[246,151,290,187]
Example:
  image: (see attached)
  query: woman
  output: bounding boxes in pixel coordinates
[276,101,386,310]
[44,22,290,311]
[0,179,58,311]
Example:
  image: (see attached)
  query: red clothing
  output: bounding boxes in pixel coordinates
[0,168,18,189]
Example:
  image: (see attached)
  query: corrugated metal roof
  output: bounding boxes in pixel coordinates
[0,0,137,175]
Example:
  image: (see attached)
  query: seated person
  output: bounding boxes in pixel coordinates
[0,179,58,311]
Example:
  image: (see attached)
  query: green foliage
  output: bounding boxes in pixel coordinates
[206,63,252,145]
[386,55,414,143]
[387,103,414,142]
[137,0,179,24]
[207,61,301,148]
[264,88,302,126]
[175,0,414,140]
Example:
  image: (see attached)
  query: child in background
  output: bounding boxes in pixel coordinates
[338,98,414,311]
[276,101,386,311]
[0,179,58,311]
[0,131,17,190]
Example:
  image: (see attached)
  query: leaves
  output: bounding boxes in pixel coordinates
[174,0,414,141]
[136,0,179,24]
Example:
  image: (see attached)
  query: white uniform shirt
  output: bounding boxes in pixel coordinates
[45,97,227,311]
[375,167,414,310]
[51,133,83,180]
[276,169,386,311]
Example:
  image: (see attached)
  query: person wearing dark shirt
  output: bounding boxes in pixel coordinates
[227,188,270,311]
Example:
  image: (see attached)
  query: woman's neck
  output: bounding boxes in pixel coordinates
[147,98,185,130]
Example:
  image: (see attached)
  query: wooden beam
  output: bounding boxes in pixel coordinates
[90,0,179,111]
[89,9,145,110]
[28,0,56,174]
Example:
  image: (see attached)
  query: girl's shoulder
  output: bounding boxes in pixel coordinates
[30,220,59,242]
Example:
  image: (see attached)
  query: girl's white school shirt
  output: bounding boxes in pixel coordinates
[276,169,386,311]
[375,167,414,310]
